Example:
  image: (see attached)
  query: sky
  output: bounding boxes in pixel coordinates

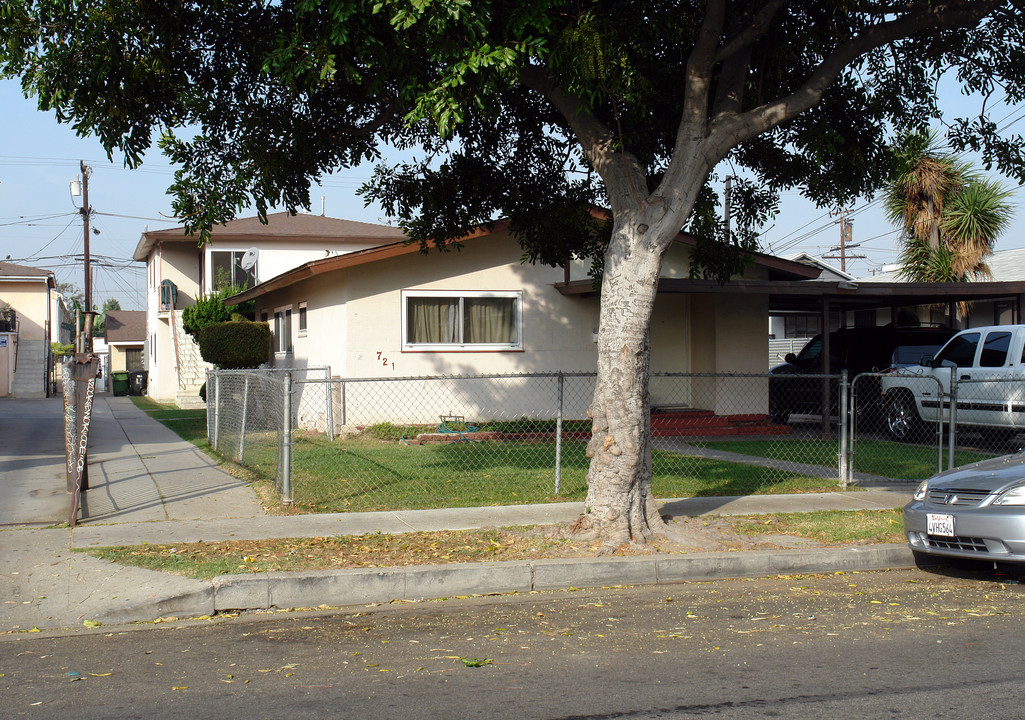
[2,76,1024,312]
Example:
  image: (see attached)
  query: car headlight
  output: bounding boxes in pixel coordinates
[913,480,928,501]
[994,484,1025,505]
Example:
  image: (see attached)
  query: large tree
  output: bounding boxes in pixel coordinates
[5,1,1025,548]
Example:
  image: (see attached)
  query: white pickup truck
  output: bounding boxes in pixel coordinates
[879,324,1025,442]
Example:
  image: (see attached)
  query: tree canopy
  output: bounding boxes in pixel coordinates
[5,0,1025,546]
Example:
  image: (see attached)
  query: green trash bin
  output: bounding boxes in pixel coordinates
[111,371,130,397]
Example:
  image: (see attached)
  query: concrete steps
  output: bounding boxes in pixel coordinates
[650,409,790,437]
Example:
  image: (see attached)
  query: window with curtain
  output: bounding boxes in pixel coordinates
[403,291,521,350]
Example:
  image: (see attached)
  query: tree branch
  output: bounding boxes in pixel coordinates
[710,0,1002,155]
[713,0,788,64]
[681,0,727,133]
[519,65,648,211]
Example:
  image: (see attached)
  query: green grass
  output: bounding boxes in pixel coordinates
[128,398,851,513]
[130,396,209,447]
[281,434,836,513]
[728,508,905,544]
[691,438,995,481]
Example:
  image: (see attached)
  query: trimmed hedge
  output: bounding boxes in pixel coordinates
[197,321,270,369]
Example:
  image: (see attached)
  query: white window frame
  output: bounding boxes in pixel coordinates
[401,289,522,352]
[273,305,293,355]
[298,302,308,337]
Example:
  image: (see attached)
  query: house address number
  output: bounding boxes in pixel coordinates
[376,351,395,370]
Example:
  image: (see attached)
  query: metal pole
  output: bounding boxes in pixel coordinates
[326,377,335,442]
[341,380,347,426]
[838,370,848,489]
[282,371,293,503]
[238,374,250,464]
[555,373,564,495]
[948,369,958,471]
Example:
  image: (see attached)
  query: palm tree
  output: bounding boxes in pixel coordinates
[885,131,1014,283]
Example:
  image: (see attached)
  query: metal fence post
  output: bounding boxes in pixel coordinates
[341,380,347,426]
[555,372,564,494]
[212,370,221,452]
[326,377,335,442]
[948,369,958,471]
[238,373,250,464]
[205,369,212,442]
[838,370,848,489]
[282,371,293,503]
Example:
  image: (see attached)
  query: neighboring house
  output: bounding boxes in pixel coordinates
[226,222,820,424]
[104,310,146,376]
[0,261,56,398]
[134,212,406,407]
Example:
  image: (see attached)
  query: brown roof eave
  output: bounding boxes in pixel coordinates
[225,222,509,306]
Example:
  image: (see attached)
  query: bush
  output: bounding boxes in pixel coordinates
[182,284,255,338]
[197,321,270,368]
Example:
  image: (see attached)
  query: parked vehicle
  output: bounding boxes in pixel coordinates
[880,324,1025,442]
[905,452,1025,563]
[768,325,956,425]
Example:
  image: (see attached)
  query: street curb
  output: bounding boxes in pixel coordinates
[103,544,921,621]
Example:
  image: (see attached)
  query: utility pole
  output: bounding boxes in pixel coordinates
[723,176,732,240]
[823,215,866,273]
[78,161,96,352]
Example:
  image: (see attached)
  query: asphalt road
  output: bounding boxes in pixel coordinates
[4,563,1025,719]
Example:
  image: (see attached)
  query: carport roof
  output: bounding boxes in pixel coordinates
[555,277,1025,314]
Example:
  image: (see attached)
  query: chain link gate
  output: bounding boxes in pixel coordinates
[848,372,946,487]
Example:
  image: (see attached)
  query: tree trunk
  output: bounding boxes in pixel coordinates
[575,215,673,550]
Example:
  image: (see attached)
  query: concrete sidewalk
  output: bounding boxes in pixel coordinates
[0,395,916,632]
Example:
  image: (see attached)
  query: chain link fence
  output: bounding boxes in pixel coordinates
[205,367,1024,513]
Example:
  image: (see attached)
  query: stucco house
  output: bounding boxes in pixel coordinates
[225,222,821,424]
[104,310,146,373]
[134,212,405,407]
[0,261,58,398]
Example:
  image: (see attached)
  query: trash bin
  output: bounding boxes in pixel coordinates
[111,371,130,397]
[128,370,148,396]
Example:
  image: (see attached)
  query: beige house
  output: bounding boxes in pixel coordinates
[227,223,819,424]
[134,213,405,407]
[104,310,146,372]
[0,262,57,398]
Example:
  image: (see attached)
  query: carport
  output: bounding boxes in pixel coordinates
[558,274,1025,430]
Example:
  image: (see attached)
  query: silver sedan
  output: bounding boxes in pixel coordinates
[904,453,1025,562]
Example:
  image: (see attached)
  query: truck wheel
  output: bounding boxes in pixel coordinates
[769,402,789,425]
[886,391,923,442]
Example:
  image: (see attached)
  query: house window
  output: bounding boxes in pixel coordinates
[260,310,268,324]
[298,302,307,337]
[273,306,292,354]
[210,250,257,292]
[402,290,521,351]
[784,316,820,338]
[125,348,144,371]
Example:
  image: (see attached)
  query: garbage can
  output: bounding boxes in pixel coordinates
[111,371,130,397]
[128,370,149,396]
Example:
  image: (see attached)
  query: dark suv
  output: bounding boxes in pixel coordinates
[768,325,955,424]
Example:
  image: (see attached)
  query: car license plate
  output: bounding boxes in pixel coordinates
[927,513,955,537]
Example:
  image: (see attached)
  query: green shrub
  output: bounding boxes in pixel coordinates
[182,284,255,338]
[197,321,270,368]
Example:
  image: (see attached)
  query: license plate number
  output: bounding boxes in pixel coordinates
[928,513,955,537]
